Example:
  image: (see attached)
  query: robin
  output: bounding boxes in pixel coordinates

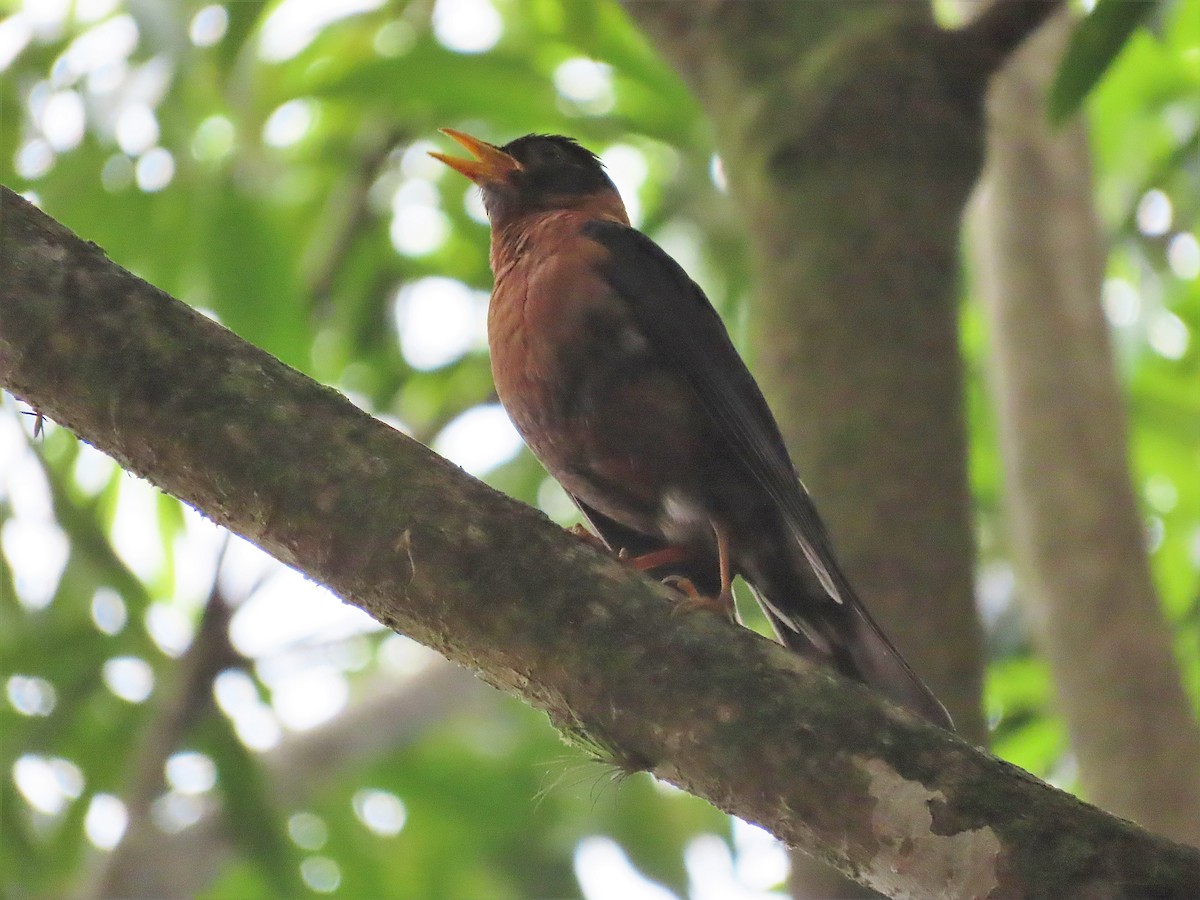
[431,130,953,730]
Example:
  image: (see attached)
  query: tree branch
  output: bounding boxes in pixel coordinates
[2,187,1198,896]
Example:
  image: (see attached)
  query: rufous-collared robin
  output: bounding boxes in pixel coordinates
[432,130,953,730]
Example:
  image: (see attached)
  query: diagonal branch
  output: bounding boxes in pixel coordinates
[2,187,1198,897]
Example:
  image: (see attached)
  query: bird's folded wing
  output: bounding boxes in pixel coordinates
[581,221,855,608]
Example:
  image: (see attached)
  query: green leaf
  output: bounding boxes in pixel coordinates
[202,185,312,370]
[304,40,560,125]
[1049,0,1162,124]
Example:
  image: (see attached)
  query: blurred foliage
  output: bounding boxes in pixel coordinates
[0,0,1197,897]
[1048,0,1163,124]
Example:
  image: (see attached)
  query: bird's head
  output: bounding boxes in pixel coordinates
[430,130,625,227]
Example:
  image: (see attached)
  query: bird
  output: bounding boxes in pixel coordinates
[431,130,954,730]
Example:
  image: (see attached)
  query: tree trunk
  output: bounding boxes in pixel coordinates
[969,9,1200,847]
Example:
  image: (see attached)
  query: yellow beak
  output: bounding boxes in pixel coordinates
[429,129,522,185]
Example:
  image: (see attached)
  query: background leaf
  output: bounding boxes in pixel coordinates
[1048,0,1162,123]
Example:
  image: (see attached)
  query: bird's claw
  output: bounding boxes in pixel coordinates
[568,523,611,553]
[662,577,737,625]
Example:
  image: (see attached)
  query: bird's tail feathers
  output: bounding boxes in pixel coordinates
[752,586,954,732]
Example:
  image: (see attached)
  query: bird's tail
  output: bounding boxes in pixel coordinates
[751,584,954,731]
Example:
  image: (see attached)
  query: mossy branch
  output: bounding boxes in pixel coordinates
[2,187,1197,897]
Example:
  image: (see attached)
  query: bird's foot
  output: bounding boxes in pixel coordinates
[662,577,737,625]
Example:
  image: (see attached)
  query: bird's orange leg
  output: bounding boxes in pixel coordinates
[569,525,689,571]
[663,524,737,624]
[621,545,688,571]
[570,524,736,621]
[713,522,736,622]
[569,525,691,573]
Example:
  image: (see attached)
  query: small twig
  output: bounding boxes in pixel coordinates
[20,407,45,438]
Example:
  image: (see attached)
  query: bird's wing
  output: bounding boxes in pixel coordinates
[582,221,953,730]
[581,220,856,608]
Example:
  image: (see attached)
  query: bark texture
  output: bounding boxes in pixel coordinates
[4,188,1200,896]
[970,11,1200,847]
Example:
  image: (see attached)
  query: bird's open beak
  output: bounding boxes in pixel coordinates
[429,129,522,185]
